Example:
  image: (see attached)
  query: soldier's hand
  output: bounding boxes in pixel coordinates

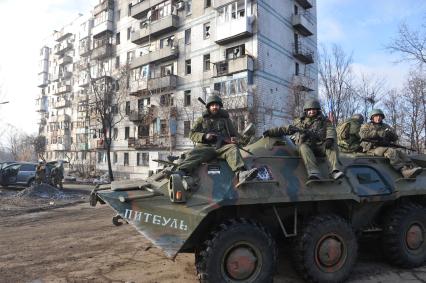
[262,130,270,137]
[204,133,217,141]
[324,138,334,149]
[287,125,298,135]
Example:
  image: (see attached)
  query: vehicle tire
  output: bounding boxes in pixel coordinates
[382,203,426,268]
[28,179,35,187]
[293,214,358,283]
[195,218,277,283]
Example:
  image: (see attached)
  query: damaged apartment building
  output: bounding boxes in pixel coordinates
[35,0,317,178]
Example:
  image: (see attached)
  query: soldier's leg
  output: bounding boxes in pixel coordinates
[381,147,404,171]
[299,143,320,177]
[177,146,217,174]
[216,144,245,171]
[324,145,342,173]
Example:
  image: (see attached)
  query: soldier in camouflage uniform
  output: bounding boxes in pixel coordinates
[360,109,422,178]
[337,114,364,153]
[177,95,258,184]
[263,99,344,180]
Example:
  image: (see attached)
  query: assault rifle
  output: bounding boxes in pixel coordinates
[362,139,417,152]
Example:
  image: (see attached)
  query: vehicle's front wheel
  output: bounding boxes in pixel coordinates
[196,218,277,283]
[382,203,426,268]
[293,214,358,283]
[28,178,35,187]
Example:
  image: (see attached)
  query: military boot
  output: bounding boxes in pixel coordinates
[308,173,321,180]
[237,168,258,186]
[401,166,423,179]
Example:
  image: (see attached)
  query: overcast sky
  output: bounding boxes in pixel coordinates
[0,0,424,137]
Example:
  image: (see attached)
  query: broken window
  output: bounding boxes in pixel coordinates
[203,54,211,71]
[184,90,191,106]
[185,59,191,75]
[203,22,211,39]
[184,121,191,138]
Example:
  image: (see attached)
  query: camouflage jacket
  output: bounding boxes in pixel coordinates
[268,114,336,146]
[190,109,238,146]
[359,122,398,151]
[337,118,362,151]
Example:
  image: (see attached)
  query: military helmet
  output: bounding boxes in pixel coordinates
[206,95,223,108]
[351,113,364,123]
[369,109,385,120]
[303,99,321,111]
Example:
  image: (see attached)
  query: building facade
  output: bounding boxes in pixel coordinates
[36,0,317,179]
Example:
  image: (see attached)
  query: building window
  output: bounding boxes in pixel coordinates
[117,9,121,20]
[184,90,191,106]
[113,152,117,164]
[137,152,149,166]
[203,22,211,39]
[127,27,131,40]
[124,152,129,166]
[116,32,120,45]
[185,28,191,45]
[128,3,132,16]
[186,0,192,15]
[185,59,191,75]
[161,64,173,76]
[113,128,118,140]
[184,121,191,138]
[160,119,168,135]
[160,93,173,106]
[115,56,120,69]
[203,54,210,71]
[205,0,211,8]
[125,127,130,140]
[226,44,245,59]
[125,101,130,115]
[295,62,300,75]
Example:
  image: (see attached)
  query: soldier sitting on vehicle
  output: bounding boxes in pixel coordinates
[360,109,422,179]
[337,114,364,153]
[35,160,46,185]
[263,99,344,180]
[176,95,258,185]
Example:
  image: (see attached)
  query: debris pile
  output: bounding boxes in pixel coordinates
[16,184,68,199]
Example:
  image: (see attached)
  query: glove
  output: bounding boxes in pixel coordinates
[287,125,298,135]
[263,130,270,137]
[204,133,217,142]
[324,138,334,149]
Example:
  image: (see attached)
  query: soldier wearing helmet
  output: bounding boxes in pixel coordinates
[177,94,258,185]
[360,109,422,178]
[263,99,344,180]
[336,114,364,153]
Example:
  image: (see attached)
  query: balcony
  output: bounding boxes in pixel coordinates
[60,70,72,80]
[58,55,73,66]
[54,29,72,42]
[215,16,254,45]
[92,20,113,38]
[91,43,113,60]
[77,143,89,151]
[36,103,48,112]
[54,42,73,55]
[128,107,156,123]
[54,85,71,96]
[93,0,114,16]
[214,55,254,77]
[50,73,59,82]
[292,13,314,36]
[295,0,313,9]
[148,75,177,92]
[130,0,164,19]
[128,135,176,150]
[213,0,238,8]
[38,118,47,126]
[53,99,70,109]
[131,14,179,45]
[131,46,178,69]
[222,93,251,110]
[293,75,314,92]
[79,40,92,57]
[57,114,71,122]
[39,59,49,74]
[78,76,91,87]
[293,43,314,64]
[129,79,148,96]
[50,143,71,151]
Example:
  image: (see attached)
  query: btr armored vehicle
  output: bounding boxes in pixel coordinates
[90,136,426,283]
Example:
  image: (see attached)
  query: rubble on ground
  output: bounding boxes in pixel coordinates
[16,184,70,199]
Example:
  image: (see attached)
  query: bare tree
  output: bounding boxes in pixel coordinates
[356,73,386,119]
[318,44,356,125]
[4,124,37,161]
[386,21,426,65]
[88,64,129,181]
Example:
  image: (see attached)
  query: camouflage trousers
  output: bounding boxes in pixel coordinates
[178,144,245,173]
[366,147,413,171]
[299,143,341,176]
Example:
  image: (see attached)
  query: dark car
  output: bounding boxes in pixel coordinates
[0,162,39,187]
[0,161,16,170]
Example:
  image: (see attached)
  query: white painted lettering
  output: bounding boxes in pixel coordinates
[179,220,188,231]
[144,213,152,222]
[124,209,133,219]
[170,219,178,229]
[153,215,161,225]
[134,211,143,221]
[162,217,171,226]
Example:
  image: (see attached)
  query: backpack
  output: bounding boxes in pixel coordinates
[336,120,351,147]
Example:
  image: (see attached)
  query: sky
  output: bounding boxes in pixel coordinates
[0,0,424,137]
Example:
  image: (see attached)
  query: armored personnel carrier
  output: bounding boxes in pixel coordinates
[90,136,426,283]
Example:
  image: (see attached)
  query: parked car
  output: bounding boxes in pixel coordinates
[0,162,58,187]
[0,161,16,170]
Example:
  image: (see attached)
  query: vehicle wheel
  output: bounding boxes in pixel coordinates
[382,203,426,268]
[293,214,358,283]
[28,179,35,187]
[196,218,277,283]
